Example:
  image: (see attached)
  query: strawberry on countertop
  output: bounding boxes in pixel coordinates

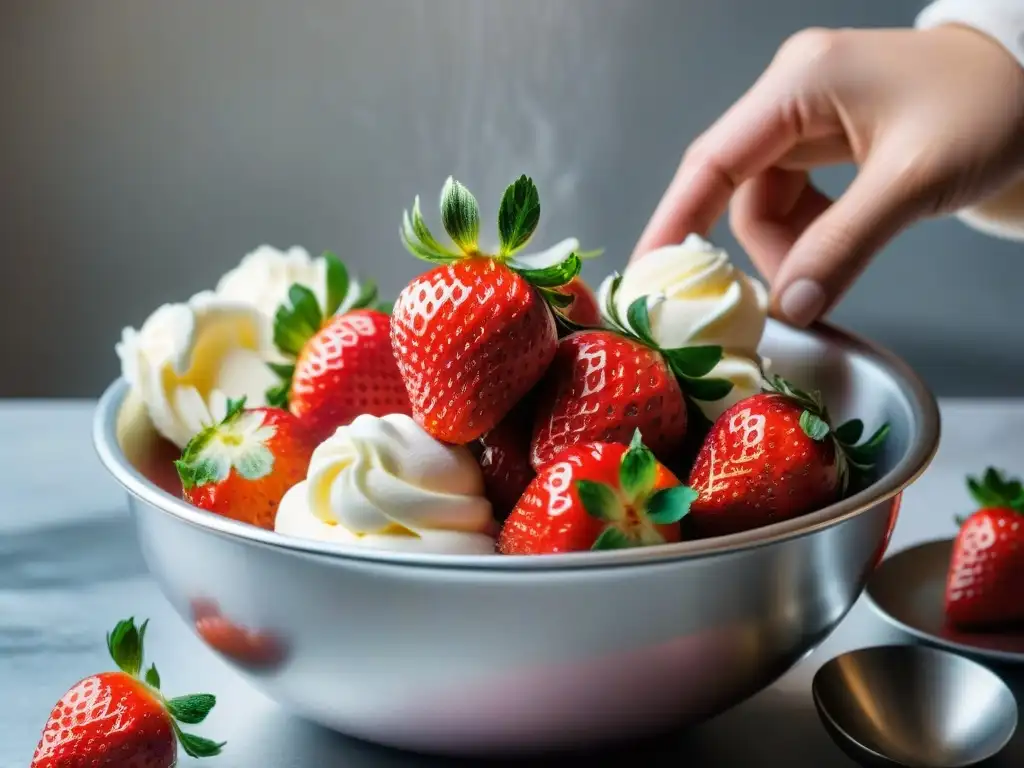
[175,397,315,529]
[31,618,222,767]
[499,430,696,555]
[686,375,890,537]
[391,175,592,444]
[267,252,411,444]
[529,275,738,469]
[945,469,1024,631]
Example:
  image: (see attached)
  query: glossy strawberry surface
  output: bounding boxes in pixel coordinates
[33,673,175,768]
[686,393,839,536]
[499,437,689,555]
[530,330,687,469]
[478,395,538,521]
[391,258,558,444]
[945,470,1024,630]
[291,309,411,443]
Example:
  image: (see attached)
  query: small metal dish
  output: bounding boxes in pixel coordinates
[813,644,1017,767]
[866,539,1024,663]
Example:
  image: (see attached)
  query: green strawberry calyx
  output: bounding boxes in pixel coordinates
[573,430,698,551]
[399,175,594,311]
[266,252,385,408]
[174,397,277,490]
[106,617,224,759]
[957,468,1024,525]
[765,375,891,494]
[600,274,736,403]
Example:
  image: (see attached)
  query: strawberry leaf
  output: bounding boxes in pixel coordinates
[440,177,480,251]
[376,299,394,316]
[625,296,657,347]
[498,175,541,256]
[540,287,575,309]
[834,418,864,445]
[167,694,217,725]
[107,617,145,677]
[176,410,276,488]
[619,430,657,501]
[966,468,1024,512]
[175,726,225,758]
[145,664,161,690]
[799,411,830,441]
[509,251,581,289]
[266,363,294,381]
[591,527,636,551]
[401,197,462,264]
[646,485,698,525]
[223,397,247,423]
[323,252,350,317]
[273,284,323,358]
[663,346,723,379]
[680,375,734,402]
[575,480,623,522]
[265,383,289,410]
[350,279,379,311]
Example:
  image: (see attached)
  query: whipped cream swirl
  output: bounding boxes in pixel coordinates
[600,234,770,419]
[275,414,496,554]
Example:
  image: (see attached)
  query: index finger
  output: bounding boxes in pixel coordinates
[630,66,810,261]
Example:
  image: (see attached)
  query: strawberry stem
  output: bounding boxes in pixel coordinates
[400,175,585,311]
[104,618,225,758]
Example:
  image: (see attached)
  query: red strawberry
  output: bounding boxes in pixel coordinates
[945,469,1024,630]
[391,175,586,444]
[531,330,687,468]
[530,274,740,469]
[686,375,890,537]
[561,276,601,327]
[267,253,411,443]
[478,394,538,521]
[175,398,315,529]
[31,618,222,767]
[500,430,695,554]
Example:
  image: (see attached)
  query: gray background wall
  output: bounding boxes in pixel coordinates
[2,0,1021,398]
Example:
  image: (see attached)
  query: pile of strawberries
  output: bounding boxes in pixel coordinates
[174,174,891,555]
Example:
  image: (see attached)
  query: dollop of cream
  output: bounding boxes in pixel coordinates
[274,414,496,554]
[599,234,770,419]
[116,292,277,449]
[215,245,328,324]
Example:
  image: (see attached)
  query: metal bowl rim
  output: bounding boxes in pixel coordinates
[93,319,940,572]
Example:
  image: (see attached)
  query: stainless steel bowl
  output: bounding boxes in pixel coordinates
[93,319,940,756]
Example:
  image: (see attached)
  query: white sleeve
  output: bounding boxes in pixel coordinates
[915,0,1024,240]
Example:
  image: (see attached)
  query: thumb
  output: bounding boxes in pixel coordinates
[771,156,928,326]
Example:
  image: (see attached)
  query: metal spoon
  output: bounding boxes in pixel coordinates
[812,645,1017,767]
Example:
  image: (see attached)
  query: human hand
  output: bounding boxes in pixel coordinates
[632,25,1024,326]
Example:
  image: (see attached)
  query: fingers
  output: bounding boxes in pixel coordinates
[771,158,925,326]
[730,168,833,283]
[630,70,812,261]
[631,29,851,262]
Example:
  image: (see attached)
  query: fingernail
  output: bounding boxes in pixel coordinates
[779,279,827,326]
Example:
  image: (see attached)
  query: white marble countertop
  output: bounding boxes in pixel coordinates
[3,398,1024,767]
